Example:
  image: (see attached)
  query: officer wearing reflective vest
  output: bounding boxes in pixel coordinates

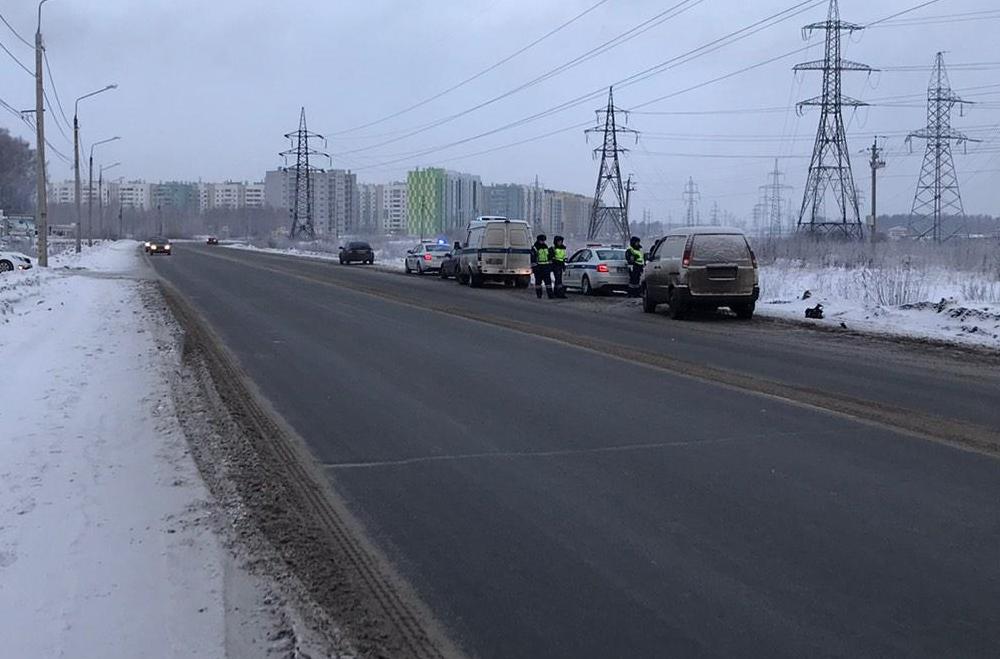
[531,234,553,299]
[551,235,568,299]
[625,236,645,298]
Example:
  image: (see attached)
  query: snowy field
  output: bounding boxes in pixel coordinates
[756,260,1000,350]
[0,242,291,657]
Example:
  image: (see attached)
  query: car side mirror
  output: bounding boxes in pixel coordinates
[339,246,344,250]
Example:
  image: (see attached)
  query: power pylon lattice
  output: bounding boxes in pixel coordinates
[586,87,638,242]
[761,160,792,238]
[280,107,329,240]
[906,52,979,242]
[794,0,874,239]
[683,177,700,226]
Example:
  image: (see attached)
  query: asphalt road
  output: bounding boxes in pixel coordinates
[151,243,1000,658]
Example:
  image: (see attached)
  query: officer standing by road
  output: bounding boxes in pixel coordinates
[551,235,568,299]
[531,234,553,299]
[625,236,645,298]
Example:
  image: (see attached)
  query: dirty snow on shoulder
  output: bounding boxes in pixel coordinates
[0,242,228,656]
[755,238,1000,350]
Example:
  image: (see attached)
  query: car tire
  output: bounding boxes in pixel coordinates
[515,276,530,289]
[404,261,412,274]
[581,276,593,296]
[733,302,755,320]
[417,263,424,275]
[0,260,13,273]
[469,270,483,288]
[642,286,657,313]
[668,288,687,320]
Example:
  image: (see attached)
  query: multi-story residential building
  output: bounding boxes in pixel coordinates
[264,169,359,237]
[407,168,482,235]
[118,181,153,210]
[358,183,384,234]
[382,181,408,234]
[48,179,115,206]
[542,189,592,238]
[245,182,265,208]
[151,182,199,212]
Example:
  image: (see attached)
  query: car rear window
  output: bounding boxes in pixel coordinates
[596,249,625,260]
[427,245,449,252]
[348,242,371,249]
[484,226,507,247]
[690,234,751,264]
[508,227,529,247]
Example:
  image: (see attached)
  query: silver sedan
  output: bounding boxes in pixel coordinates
[563,246,630,295]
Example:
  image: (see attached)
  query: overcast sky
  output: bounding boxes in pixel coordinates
[1,0,998,221]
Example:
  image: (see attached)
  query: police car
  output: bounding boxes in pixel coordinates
[404,240,450,274]
[562,244,629,295]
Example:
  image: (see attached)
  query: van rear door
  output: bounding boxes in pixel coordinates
[506,223,531,273]
[686,234,755,296]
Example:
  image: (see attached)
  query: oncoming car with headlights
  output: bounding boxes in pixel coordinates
[0,250,33,273]
[147,237,172,255]
[563,245,629,295]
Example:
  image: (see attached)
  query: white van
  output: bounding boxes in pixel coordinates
[457,217,532,288]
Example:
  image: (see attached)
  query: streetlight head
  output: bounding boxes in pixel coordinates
[107,84,118,90]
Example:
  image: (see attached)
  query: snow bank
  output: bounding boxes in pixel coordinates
[0,241,227,657]
[758,261,1000,349]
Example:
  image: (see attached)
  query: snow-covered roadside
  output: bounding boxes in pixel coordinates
[0,242,281,657]
[757,262,1000,350]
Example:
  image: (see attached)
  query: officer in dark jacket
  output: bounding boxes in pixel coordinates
[531,234,553,299]
[625,236,645,298]
[551,235,568,298]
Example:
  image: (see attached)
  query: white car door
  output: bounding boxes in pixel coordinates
[564,250,585,289]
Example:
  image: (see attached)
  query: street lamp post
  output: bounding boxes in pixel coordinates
[73,84,117,252]
[99,162,120,239]
[35,0,50,267]
[87,136,120,245]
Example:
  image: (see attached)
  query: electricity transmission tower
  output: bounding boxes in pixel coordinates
[906,52,978,242]
[280,107,328,240]
[794,0,873,239]
[586,87,638,242]
[709,201,720,226]
[761,160,792,238]
[682,177,700,226]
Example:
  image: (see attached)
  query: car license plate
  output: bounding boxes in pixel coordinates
[708,266,737,280]
[616,267,628,273]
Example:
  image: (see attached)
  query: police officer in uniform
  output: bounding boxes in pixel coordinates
[625,236,645,298]
[551,235,568,298]
[531,234,553,299]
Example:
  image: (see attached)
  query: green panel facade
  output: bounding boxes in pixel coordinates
[406,168,444,236]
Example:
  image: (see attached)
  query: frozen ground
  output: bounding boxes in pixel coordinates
[757,261,1000,350]
[0,242,315,658]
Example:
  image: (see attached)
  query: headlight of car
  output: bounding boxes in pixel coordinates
[165,245,171,250]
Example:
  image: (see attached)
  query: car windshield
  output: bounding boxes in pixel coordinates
[596,249,626,260]
[690,234,751,264]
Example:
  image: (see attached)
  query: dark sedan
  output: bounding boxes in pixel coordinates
[339,241,374,265]
[438,243,463,280]
[148,237,172,255]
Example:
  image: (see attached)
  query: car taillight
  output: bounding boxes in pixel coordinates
[749,248,758,268]
[596,263,609,273]
[682,242,692,268]
[423,254,433,261]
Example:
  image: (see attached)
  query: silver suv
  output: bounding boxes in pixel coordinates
[641,227,759,319]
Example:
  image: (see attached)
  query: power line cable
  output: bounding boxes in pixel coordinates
[0,35,33,75]
[339,0,705,152]
[333,0,614,135]
[44,51,73,131]
[0,11,32,48]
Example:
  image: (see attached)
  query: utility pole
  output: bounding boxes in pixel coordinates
[586,87,638,242]
[280,107,328,240]
[87,137,119,245]
[35,0,50,267]
[906,52,978,242]
[683,177,700,226]
[794,0,873,239]
[73,85,117,252]
[865,136,886,242]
